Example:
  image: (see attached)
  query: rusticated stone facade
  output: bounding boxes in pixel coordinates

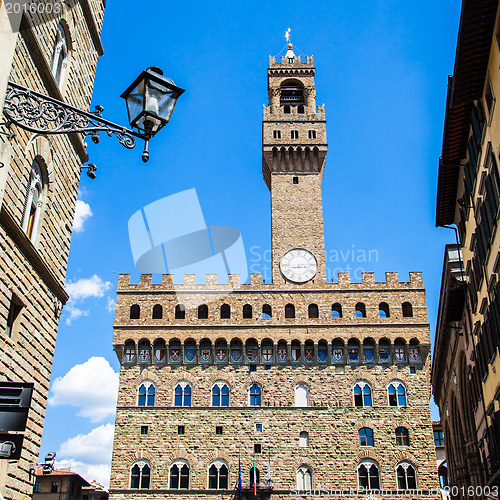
[0,2,105,499]
[110,44,439,500]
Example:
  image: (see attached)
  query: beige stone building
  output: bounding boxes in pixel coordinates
[110,44,439,499]
[0,1,105,499]
[33,468,90,500]
[432,0,500,490]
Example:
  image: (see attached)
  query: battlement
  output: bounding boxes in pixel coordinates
[117,271,424,292]
[268,54,314,67]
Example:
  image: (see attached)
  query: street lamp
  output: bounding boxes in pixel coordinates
[1,67,184,163]
[121,66,184,162]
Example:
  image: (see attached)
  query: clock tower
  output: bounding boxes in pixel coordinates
[262,41,328,285]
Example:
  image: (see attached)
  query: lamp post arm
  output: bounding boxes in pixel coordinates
[2,81,149,150]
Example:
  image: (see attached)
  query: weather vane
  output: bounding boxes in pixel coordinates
[285,28,291,44]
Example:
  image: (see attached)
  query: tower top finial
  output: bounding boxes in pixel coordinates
[284,28,296,61]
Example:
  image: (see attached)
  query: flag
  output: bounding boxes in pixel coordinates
[253,459,257,495]
[238,456,242,496]
[267,456,271,487]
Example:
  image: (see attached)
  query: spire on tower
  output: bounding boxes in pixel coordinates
[285,28,295,61]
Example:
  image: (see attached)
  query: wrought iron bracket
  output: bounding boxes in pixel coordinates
[3,82,151,160]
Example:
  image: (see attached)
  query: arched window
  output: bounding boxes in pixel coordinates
[170,461,190,489]
[152,304,162,319]
[353,382,372,407]
[379,302,390,318]
[402,302,413,317]
[394,338,406,362]
[379,338,391,363]
[243,304,252,319]
[174,382,192,407]
[208,461,229,489]
[331,303,342,318]
[296,465,313,490]
[318,340,328,362]
[395,427,410,446]
[22,161,43,243]
[285,303,295,318]
[295,384,309,407]
[299,431,309,447]
[347,338,360,363]
[124,340,136,363]
[221,304,230,319]
[198,304,208,319]
[138,382,155,407]
[250,384,261,406]
[359,427,374,446]
[262,304,272,318]
[130,304,140,319]
[250,467,260,487]
[388,381,407,407]
[363,338,375,363]
[281,80,304,106]
[175,304,185,319]
[355,303,366,318]
[212,382,230,407]
[297,104,305,114]
[357,460,380,490]
[332,339,344,363]
[130,462,150,489]
[308,304,319,318]
[51,23,68,88]
[396,462,417,490]
[284,105,291,114]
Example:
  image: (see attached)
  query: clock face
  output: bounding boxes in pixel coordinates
[280,249,317,283]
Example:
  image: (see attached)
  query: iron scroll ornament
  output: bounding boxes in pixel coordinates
[2,81,149,151]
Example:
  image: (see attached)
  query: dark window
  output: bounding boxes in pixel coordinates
[273,130,281,139]
[198,304,208,319]
[293,176,299,184]
[51,482,58,493]
[355,303,366,318]
[221,304,230,319]
[308,130,317,139]
[291,130,299,139]
[402,302,413,317]
[354,383,372,407]
[254,443,262,454]
[178,425,185,435]
[208,463,228,489]
[397,463,417,490]
[170,463,190,489]
[216,426,223,435]
[379,302,390,318]
[280,82,304,106]
[410,366,416,374]
[359,427,374,446]
[243,304,252,319]
[297,104,304,113]
[5,298,22,338]
[396,427,410,446]
[284,105,291,114]
[358,462,380,490]
[485,77,495,118]
[434,430,444,447]
[152,304,162,319]
[388,382,407,407]
[175,304,185,319]
[249,365,256,372]
[332,303,342,318]
[34,483,41,493]
[262,304,272,318]
[308,304,319,318]
[285,303,295,318]
[130,304,140,319]
[141,425,148,435]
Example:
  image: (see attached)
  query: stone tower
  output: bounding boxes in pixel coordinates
[263,43,327,284]
[109,44,440,500]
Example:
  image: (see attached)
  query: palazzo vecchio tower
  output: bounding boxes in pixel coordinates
[109,41,440,500]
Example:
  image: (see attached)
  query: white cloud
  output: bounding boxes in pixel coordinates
[48,357,119,423]
[65,275,112,301]
[65,305,89,326]
[58,424,114,464]
[72,199,93,233]
[106,298,116,313]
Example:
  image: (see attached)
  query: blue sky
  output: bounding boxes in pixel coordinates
[40,0,462,486]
